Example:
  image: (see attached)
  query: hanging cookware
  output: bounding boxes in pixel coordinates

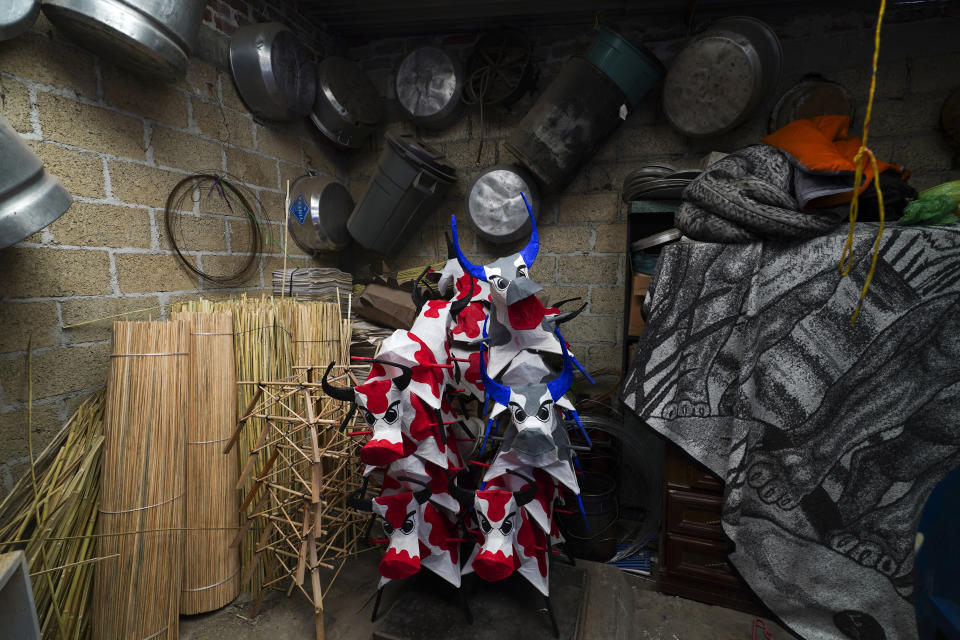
[0,0,39,41]
[663,16,782,138]
[309,56,383,149]
[769,75,855,133]
[229,22,316,122]
[463,29,535,107]
[0,114,72,249]
[464,164,540,244]
[347,133,456,256]
[42,0,205,82]
[287,174,354,254]
[396,46,464,130]
[585,25,665,108]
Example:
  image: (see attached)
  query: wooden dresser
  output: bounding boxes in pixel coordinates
[659,442,768,615]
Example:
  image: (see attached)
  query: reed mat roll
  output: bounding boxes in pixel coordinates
[173,312,240,614]
[93,321,188,640]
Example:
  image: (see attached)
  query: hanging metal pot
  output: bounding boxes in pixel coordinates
[229,22,316,122]
[0,0,39,41]
[309,56,383,149]
[769,75,855,133]
[287,174,354,254]
[395,46,464,130]
[42,0,206,82]
[0,114,72,249]
[464,164,540,244]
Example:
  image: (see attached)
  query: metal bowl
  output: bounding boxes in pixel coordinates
[287,174,353,254]
[229,22,316,122]
[464,164,539,244]
[309,56,382,149]
[0,0,39,41]
[396,46,464,129]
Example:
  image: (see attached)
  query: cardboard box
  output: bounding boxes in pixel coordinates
[355,284,417,330]
[628,273,651,337]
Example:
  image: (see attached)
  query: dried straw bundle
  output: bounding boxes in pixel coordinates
[93,321,188,640]
[0,390,106,640]
[173,312,240,614]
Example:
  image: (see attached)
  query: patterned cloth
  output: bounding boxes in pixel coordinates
[621,224,960,640]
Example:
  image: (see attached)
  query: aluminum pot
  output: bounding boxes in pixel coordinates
[230,22,316,122]
[0,0,39,41]
[42,0,205,82]
[464,164,540,244]
[0,114,72,249]
[396,46,464,130]
[309,56,382,149]
[287,174,354,254]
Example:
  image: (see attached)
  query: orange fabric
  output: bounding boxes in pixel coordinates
[761,115,901,206]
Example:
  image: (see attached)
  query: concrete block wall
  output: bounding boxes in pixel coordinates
[0,1,343,494]
[343,4,960,380]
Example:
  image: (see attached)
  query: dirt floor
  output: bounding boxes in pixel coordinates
[179,551,799,640]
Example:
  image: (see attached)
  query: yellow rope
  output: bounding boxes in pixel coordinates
[838,0,888,325]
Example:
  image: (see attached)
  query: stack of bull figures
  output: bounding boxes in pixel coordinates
[322,194,593,636]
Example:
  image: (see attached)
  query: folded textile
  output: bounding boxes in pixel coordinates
[676,144,846,243]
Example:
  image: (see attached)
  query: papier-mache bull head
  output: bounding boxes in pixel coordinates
[322,359,414,467]
[450,470,547,592]
[365,477,461,587]
[450,192,542,307]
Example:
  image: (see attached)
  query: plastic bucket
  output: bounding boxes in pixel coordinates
[347,134,455,256]
[558,472,618,561]
[586,26,665,107]
[505,56,626,193]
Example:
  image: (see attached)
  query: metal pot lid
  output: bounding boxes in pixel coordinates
[229,23,316,121]
[631,228,682,252]
[317,57,383,126]
[0,0,39,41]
[287,175,353,253]
[769,75,855,133]
[396,46,462,118]
[386,132,456,181]
[708,17,782,111]
[465,164,538,243]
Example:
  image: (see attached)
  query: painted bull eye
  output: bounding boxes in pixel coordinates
[514,407,526,422]
[500,516,513,535]
[516,266,527,278]
[537,402,551,421]
[380,517,394,535]
[362,408,376,425]
[479,514,492,534]
[489,275,507,291]
[383,406,399,423]
[401,515,415,534]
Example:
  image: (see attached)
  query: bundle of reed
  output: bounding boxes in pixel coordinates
[93,321,188,640]
[172,312,240,614]
[0,390,106,640]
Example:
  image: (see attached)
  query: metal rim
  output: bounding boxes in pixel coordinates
[464,163,539,244]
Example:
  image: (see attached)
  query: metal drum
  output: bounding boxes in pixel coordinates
[663,16,781,137]
[769,75,854,133]
[0,114,72,249]
[287,174,353,255]
[395,46,464,129]
[464,164,539,244]
[310,57,383,149]
[229,23,316,122]
[0,0,39,41]
[42,0,205,81]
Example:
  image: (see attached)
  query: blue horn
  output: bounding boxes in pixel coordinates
[519,192,539,267]
[546,328,574,401]
[450,216,486,281]
[480,318,511,409]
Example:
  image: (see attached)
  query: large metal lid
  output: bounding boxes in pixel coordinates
[230,23,316,121]
[769,76,855,133]
[386,132,456,181]
[396,46,461,118]
[465,164,538,244]
[0,0,39,41]
[317,56,383,126]
[287,174,353,254]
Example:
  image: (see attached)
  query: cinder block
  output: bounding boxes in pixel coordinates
[538,225,591,254]
[538,285,588,308]
[279,161,307,194]
[0,342,110,404]
[151,125,223,171]
[896,134,955,172]
[102,65,188,127]
[442,140,497,170]
[594,223,627,253]
[0,404,62,461]
[226,147,277,189]
[255,190,287,223]
[557,255,619,284]
[160,214,228,252]
[115,253,198,293]
[910,53,960,95]
[0,77,32,133]
[421,117,472,143]
[27,141,105,198]
[557,193,619,224]
[228,219,255,253]
[0,302,60,353]
[0,32,97,98]
[588,344,624,373]
[199,254,261,287]
[868,95,943,137]
[528,255,557,285]
[618,125,688,159]
[589,285,626,315]
[256,124,303,163]
[37,93,145,160]
[303,139,341,177]
[109,161,184,207]
[557,314,618,344]
[192,99,254,149]
[0,247,111,298]
[48,202,152,249]
[218,70,248,113]
[177,59,218,101]
[61,296,162,343]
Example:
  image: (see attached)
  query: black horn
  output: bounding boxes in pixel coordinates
[448,469,476,507]
[322,361,355,402]
[411,265,432,313]
[449,275,474,317]
[506,470,538,507]
[367,358,413,391]
[397,476,432,505]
